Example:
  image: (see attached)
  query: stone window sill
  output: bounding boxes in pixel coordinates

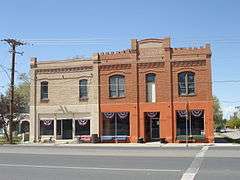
[109,96,126,99]
[179,94,196,97]
[40,99,49,103]
[79,97,89,102]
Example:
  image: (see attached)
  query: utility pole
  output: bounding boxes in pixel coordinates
[1,39,26,144]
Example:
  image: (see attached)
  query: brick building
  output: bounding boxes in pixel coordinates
[29,58,99,142]
[97,38,213,143]
[29,37,214,143]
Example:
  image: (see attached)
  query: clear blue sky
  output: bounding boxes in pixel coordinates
[0,0,240,118]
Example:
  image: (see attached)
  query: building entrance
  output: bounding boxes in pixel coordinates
[144,112,160,142]
[57,119,73,139]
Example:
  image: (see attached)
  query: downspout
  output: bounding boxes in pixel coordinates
[34,70,37,142]
[168,48,175,143]
[132,39,140,141]
[93,53,101,140]
[136,48,140,140]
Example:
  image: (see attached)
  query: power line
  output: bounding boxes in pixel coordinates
[0,64,10,80]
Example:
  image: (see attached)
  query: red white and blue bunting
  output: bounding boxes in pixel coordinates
[147,112,158,118]
[191,110,203,117]
[103,112,115,119]
[104,112,129,119]
[178,110,188,118]
[177,110,203,117]
[43,120,52,126]
[117,112,129,119]
[77,119,88,126]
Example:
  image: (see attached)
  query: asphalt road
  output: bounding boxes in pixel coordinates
[0,146,239,180]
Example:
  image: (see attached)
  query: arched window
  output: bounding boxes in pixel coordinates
[79,79,88,100]
[41,81,48,100]
[146,73,156,102]
[109,75,125,98]
[178,72,195,96]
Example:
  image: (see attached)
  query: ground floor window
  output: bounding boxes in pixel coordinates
[102,112,130,136]
[176,110,204,136]
[40,119,54,135]
[75,119,90,135]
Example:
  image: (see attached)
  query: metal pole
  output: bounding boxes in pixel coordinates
[186,109,188,148]
[189,110,192,138]
[115,113,118,143]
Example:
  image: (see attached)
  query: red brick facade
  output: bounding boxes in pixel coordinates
[96,37,214,143]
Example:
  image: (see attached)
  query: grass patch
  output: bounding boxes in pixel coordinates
[0,136,22,144]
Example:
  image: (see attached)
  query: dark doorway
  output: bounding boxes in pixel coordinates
[62,119,72,139]
[20,121,30,142]
[144,112,160,142]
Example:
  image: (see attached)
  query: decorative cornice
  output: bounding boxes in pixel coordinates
[138,62,165,69]
[172,60,206,68]
[100,64,131,71]
[36,66,93,74]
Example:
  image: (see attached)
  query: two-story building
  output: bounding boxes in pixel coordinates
[29,58,99,142]
[29,37,214,143]
[97,38,213,143]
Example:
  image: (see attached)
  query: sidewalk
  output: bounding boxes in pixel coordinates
[1,142,240,148]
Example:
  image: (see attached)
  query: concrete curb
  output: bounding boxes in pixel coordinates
[1,143,240,148]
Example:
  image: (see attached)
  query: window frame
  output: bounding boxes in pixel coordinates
[146,73,156,102]
[75,119,91,136]
[109,75,125,98]
[79,79,88,101]
[40,81,49,101]
[178,72,195,96]
[40,119,54,136]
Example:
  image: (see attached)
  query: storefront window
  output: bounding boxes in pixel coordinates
[103,112,130,136]
[176,110,204,136]
[75,119,90,135]
[40,119,54,135]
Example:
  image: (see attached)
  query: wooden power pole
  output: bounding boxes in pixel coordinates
[1,39,26,144]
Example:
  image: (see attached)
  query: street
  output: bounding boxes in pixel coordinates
[0,145,239,180]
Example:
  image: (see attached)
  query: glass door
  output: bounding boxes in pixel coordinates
[62,119,73,139]
[150,118,160,140]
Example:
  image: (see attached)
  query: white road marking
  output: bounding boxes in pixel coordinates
[181,146,209,180]
[0,163,181,172]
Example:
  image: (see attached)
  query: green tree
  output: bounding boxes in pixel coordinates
[0,73,30,142]
[226,107,240,129]
[5,73,30,114]
[213,96,224,129]
[226,118,240,129]
[0,94,10,141]
[14,81,30,114]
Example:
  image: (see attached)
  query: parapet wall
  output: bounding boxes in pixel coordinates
[99,49,135,60]
[172,44,211,56]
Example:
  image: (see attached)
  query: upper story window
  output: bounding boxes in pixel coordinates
[146,73,156,102]
[79,79,88,100]
[109,75,125,98]
[178,72,195,96]
[41,81,48,100]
